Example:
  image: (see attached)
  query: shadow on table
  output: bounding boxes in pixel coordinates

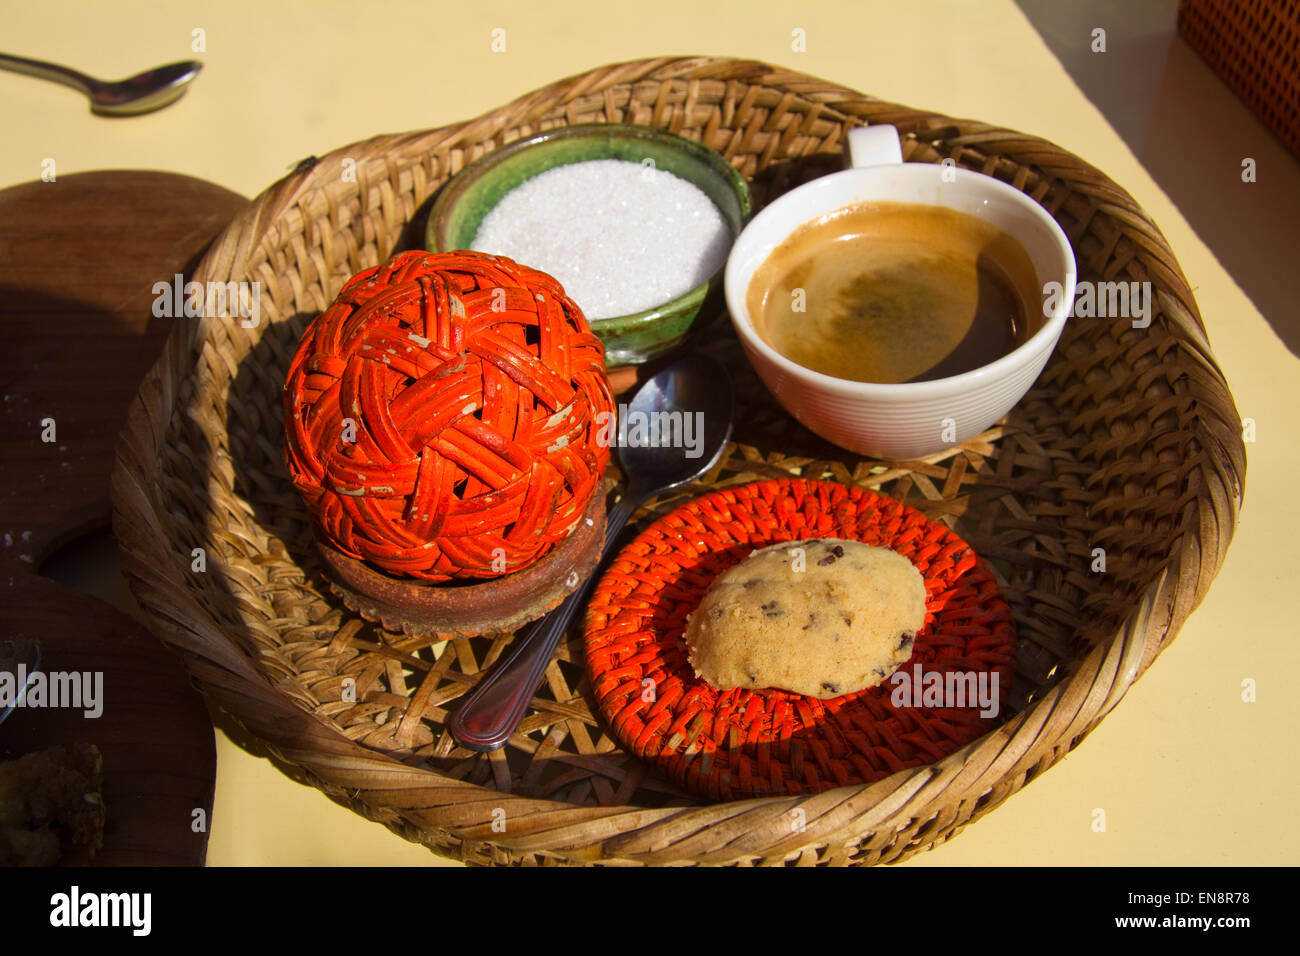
[1015,0,1300,356]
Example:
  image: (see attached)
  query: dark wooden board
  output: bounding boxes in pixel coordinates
[0,170,248,865]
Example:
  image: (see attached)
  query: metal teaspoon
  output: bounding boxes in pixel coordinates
[449,352,735,751]
[0,52,201,116]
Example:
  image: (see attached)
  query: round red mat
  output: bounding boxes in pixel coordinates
[584,478,1017,801]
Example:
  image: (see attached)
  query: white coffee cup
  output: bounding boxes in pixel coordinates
[724,125,1077,460]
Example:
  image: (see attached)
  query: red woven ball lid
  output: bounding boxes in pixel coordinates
[284,250,613,582]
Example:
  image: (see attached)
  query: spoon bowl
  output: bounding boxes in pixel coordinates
[450,352,735,751]
[616,352,736,495]
[88,60,203,116]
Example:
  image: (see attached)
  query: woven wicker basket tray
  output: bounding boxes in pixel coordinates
[111,56,1246,866]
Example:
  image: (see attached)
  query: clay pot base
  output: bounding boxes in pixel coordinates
[317,488,606,639]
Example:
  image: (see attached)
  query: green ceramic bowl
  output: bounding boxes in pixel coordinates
[425,123,752,368]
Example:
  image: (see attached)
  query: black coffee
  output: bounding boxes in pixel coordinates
[747,201,1041,384]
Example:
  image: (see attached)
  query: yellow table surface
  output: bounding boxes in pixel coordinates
[3,0,1296,866]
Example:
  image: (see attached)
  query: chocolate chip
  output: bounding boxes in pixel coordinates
[746,669,759,683]
[761,600,782,617]
[817,553,836,566]
[742,579,759,588]
[897,631,914,650]
[842,615,852,627]
[831,544,844,558]
[821,681,842,694]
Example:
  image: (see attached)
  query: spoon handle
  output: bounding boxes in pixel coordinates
[0,638,42,728]
[0,52,96,95]
[449,487,644,751]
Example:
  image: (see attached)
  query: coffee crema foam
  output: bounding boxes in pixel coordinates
[747,201,1043,384]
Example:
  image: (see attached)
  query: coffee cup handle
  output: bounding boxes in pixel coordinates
[847,124,903,168]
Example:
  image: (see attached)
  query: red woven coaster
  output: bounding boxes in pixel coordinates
[584,478,1017,801]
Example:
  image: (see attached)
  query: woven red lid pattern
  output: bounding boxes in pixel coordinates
[284,250,613,581]
[585,478,1017,801]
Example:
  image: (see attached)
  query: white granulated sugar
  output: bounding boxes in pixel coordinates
[471,158,732,320]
